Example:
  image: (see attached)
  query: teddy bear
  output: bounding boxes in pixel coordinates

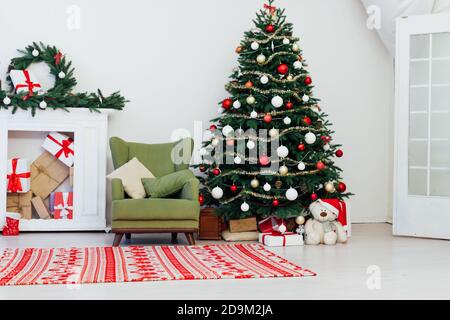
[305,198,348,245]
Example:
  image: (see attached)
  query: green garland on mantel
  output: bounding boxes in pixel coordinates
[0,42,128,116]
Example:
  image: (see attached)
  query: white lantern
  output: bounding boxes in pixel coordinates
[277,145,289,158]
[263,183,271,192]
[286,187,298,201]
[256,54,266,64]
[222,125,234,137]
[305,132,316,144]
[211,186,224,199]
[283,116,291,125]
[241,202,250,212]
[246,95,256,105]
[294,61,303,69]
[233,100,241,109]
[271,95,283,108]
[251,42,260,50]
[260,75,269,84]
[297,162,306,171]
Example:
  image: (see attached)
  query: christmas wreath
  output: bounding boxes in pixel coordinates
[0,42,127,116]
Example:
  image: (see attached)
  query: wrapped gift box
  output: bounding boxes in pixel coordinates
[7,158,31,193]
[10,69,43,96]
[54,192,73,220]
[31,151,70,199]
[41,132,75,167]
[31,196,51,219]
[258,232,304,247]
[6,192,32,220]
[258,216,284,233]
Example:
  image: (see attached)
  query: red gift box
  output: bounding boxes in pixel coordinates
[54,192,73,220]
[7,158,31,193]
[258,216,283,233]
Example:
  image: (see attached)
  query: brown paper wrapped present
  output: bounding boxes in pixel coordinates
[7,192,32,220]
[69,167,74,187]
[31,151,70,199]
[31,196,51,219]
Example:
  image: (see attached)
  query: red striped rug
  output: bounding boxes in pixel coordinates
[0,244,315,286]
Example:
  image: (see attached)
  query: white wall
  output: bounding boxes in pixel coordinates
[0,0,394,223]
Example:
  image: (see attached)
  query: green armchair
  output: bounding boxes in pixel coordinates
[109,137,200,246]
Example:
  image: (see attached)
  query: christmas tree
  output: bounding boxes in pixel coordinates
[197,0,351,220]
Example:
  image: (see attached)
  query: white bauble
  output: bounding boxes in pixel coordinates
[286,187,298,201]
[294,60,303,70]
[296,215,305,225]
[279,165,288,175]
[283,116,291,125]
[292,43,300,52]
[323,144,330,151]
[302,94,310,103]
[297,161,306,171]
[269,128,279,138]
[32,49,39,57]
[325,182,336,193]
[283,38,290,45]
[246,140,256,149]
[250,110,258,118]
[250,178,260,188]
[199,148,207,156]
[263,183,271,192]
[58,71,66,79]
[256,54,266,64]
[278,223,287,234]
[260,75,269,84]
[271,95,283,108]
[211,138,220,147]
[233,100,241,109]
[246,95,256,105]
[304,132,316,144]
[222,125,234,137]
[277,145,289,158]
[251,42,260,50]
[39,100,47,109]
[235,127,244,136]
[3,97,11,105]
[241,202,250,212]
[211,186,224,199]
[234,156,242,164]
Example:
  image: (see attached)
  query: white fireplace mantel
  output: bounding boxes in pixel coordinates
[0,108,112,231]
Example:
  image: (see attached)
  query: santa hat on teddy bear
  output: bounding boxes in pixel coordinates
[317,198,347,229]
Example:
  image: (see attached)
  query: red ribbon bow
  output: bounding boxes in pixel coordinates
[47,135,74,159]
[262,231,295,246]
[15,70,41,100]
[264,3,276,14]
[54,51,63,65]
[6,158,31,193]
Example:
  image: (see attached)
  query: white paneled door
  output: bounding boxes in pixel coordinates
[395,14,450,239]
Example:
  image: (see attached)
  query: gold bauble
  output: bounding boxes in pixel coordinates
[295,216,306,225]
[324,182,336,193]
[251,178,260,188]
[279,165,288,176]
[235,46,243,54]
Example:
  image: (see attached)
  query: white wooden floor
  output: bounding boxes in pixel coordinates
[0,223,449,300]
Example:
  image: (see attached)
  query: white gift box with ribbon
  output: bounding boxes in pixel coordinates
[42,132,75,167]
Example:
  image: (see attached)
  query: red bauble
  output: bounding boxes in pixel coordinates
[321,135,331,143]
[304,76,312,85]
[265,24,275,33]
[297,143,306,151]
[222,98,233,110]
[263,113,272,123]
[245,81,254,88]
[277,64,289,75]
[335,149,344,158]
[199,164,206,172]
[337,182,347,192]
[230,184,238,192]
[199,195,205,205]
[212,168,221,176]
[272,199,280,206]
[303,116,312,126]
[259,155,271,166]
[285,101,293,109]
[209,124,217,132]
[310,193,318,201]
[316,161,326,170]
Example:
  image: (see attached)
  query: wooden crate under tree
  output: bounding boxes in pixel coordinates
[199,207,222,240]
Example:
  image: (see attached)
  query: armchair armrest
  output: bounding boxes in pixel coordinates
[180,178,199,201]
[111,178,125,201]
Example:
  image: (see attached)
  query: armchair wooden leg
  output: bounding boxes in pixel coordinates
[125,233,131,240]
[113,233,124,247]
[185,232,195,245]
[171,233,178,244]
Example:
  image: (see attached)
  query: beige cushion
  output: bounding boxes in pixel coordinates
[221,230,259,242]
[107,157,155,199]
